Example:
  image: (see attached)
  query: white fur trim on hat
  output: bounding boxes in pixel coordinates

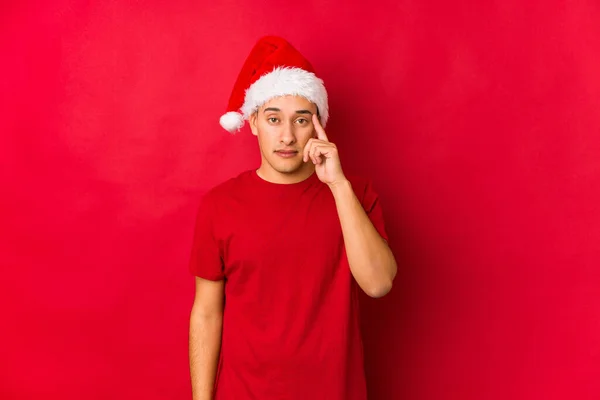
[220,67,329,133]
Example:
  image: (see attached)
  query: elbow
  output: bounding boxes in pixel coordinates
[364,258,397,298]
[364,278,393,298]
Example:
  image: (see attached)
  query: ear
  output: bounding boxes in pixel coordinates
[249,112,258,137]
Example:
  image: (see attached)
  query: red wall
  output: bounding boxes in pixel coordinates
[1,1,599,399]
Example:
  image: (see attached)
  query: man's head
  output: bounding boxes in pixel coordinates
[249,95,318,178]
[219,36,329,134]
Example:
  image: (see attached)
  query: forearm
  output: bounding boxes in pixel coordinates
[330,180,397,298]
[189,309,223,400]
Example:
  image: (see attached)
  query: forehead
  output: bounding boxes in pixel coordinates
[259,95,316,112]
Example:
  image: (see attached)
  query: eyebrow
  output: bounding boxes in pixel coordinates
[263,107,313,115]
[263,107,280,113]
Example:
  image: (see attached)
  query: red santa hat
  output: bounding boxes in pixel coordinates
[219,36,329,133]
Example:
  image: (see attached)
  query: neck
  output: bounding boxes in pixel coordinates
[256,163,315,184]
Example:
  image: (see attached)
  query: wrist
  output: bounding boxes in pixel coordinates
[328,178,351,194]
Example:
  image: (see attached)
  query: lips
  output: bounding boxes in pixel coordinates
[275,150,298,158]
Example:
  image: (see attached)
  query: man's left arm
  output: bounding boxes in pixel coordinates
[330,180,397,298]
[305,113,397,298]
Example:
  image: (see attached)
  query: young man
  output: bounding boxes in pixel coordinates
[188,36,397,400]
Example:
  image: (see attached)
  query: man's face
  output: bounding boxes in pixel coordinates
[250,95,318,179]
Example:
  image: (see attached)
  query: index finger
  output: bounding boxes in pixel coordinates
[312,113,329,142]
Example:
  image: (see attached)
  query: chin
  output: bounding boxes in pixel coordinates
[272,161,304,174]
[276,165,303,174]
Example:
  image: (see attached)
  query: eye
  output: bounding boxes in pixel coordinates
[295,118,308,125]
[268,117,279,124]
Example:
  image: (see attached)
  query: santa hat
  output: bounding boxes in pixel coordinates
[219,36,329,133]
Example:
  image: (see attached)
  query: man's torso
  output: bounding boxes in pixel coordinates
[201,170,368,400]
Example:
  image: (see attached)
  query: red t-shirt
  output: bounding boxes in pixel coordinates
[189,169,388,400]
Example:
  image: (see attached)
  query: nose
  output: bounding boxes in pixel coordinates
[280,121,296,146]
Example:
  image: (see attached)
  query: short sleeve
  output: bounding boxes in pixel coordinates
[359,179,389,242]
[188,193,225,281]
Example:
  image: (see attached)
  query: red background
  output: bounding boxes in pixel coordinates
[1,1,599,399]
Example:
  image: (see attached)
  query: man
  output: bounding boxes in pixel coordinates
[188,36,397,400]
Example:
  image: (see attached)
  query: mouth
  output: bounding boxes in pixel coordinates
[275,150,298,158]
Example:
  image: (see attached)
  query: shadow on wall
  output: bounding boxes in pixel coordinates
[324,68,426,398]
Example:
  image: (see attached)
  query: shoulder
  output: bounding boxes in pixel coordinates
[344,174,382,211]
[197,169,255,208]
[345,174,377,197]
[345,174,369,188]
[203,170,254,198]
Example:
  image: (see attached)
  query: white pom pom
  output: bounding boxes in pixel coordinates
[219,111,244,133]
